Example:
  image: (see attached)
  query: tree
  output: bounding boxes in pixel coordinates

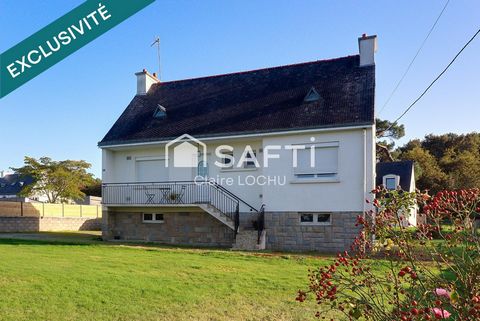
[399,133,480,193]
[400,146,448,193]
[11,157,95,203]
[440,149,480,189]
[298,188,480,320]
[376,118,405,162]
[81,178,102,197]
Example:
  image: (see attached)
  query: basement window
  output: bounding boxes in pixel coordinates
[143,213,164,223]
[300,213,332,225]
[153,105,167,119]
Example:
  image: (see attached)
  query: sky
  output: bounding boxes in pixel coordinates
[0,0,479,178]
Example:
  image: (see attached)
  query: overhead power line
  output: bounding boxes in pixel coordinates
[378,0,450,115]
[385,26,480,132]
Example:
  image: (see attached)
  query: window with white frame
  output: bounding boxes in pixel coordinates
[299,213,332,225]
[143,213,164,223]
[383,175,400,190]
[294,144,339,178]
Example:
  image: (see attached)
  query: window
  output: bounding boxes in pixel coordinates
[153,105,167,119]
[385,177,396,190]
[197,160,208,178]
[300,213,332,225]
[317,213,331,223]
[294,144,338,178]
[300,213,314,223]
[244,150,257,168]
[304,87,322,103]
[383,175,400,190]
[143,213,164,223]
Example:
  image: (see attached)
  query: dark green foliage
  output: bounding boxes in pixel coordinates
[376,118,406,162]
[81,178,102,197]
[399,133,480,193]
[11,156,95,203]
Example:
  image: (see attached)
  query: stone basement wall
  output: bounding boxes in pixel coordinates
[264,212,361,253]
[0,217,101,232]
[104,211,235,247]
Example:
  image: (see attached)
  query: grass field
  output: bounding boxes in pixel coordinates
[0,232,330,321]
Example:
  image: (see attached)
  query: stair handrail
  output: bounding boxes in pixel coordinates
[211,181,260,213]
[257,204,265,244]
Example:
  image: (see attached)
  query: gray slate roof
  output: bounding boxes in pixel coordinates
[0,174,33,196]
[99,55,375,146]
[376,161,415,191]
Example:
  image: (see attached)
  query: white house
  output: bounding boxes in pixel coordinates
[99,35,377,252]
[376,160,417,227]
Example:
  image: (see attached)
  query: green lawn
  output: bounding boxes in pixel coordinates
[0,233,329,321]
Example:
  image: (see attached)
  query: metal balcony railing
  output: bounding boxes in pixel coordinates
[102,181,263,238]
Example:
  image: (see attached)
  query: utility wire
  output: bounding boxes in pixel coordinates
[385,26,480,132]
[378,0,450,115]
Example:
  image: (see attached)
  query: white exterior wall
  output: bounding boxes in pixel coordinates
[408,166,418,227]
[261,127,375,212]
[205,140,263,210]
[101,140,263,211]
[101,126,375,213]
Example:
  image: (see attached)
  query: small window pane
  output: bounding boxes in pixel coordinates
[296,174,315,178]
[317,214,331,223]
[143,213,153,221]
[385,177,396,190]
[155,214,164,221]
[197,161,208,177]
[300,214,314,222]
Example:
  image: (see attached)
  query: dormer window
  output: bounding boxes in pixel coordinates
[383,174,400,190]
[304,87,322,103]
[153,105,166,119]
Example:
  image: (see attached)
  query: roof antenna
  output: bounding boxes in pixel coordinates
[150,36,161,80]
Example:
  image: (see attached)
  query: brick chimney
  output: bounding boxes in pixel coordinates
[135,69,160,95]
[358,34,378,67]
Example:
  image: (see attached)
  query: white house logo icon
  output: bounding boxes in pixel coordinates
[165,134,207,168]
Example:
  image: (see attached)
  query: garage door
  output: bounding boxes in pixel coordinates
[135,159,168,182]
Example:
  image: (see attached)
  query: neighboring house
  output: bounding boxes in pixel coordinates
[99,35,377,252]
[0,171,99,204]
[376,160,417,227]
[0,172,45,202]
[75,196,102,206]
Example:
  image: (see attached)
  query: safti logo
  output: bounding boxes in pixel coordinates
[165,134,207,168]
[166,134,335,170]
[165,134,338,186]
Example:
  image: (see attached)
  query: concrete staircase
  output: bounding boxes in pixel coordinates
[197,204,235,230]
[232,228,265,250]
[196,203,267,251]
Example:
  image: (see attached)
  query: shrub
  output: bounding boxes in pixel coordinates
[297,188,480,320]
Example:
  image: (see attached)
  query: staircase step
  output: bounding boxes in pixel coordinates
[197,204,235,230]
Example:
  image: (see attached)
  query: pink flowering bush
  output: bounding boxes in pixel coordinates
[297,188,480,320]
